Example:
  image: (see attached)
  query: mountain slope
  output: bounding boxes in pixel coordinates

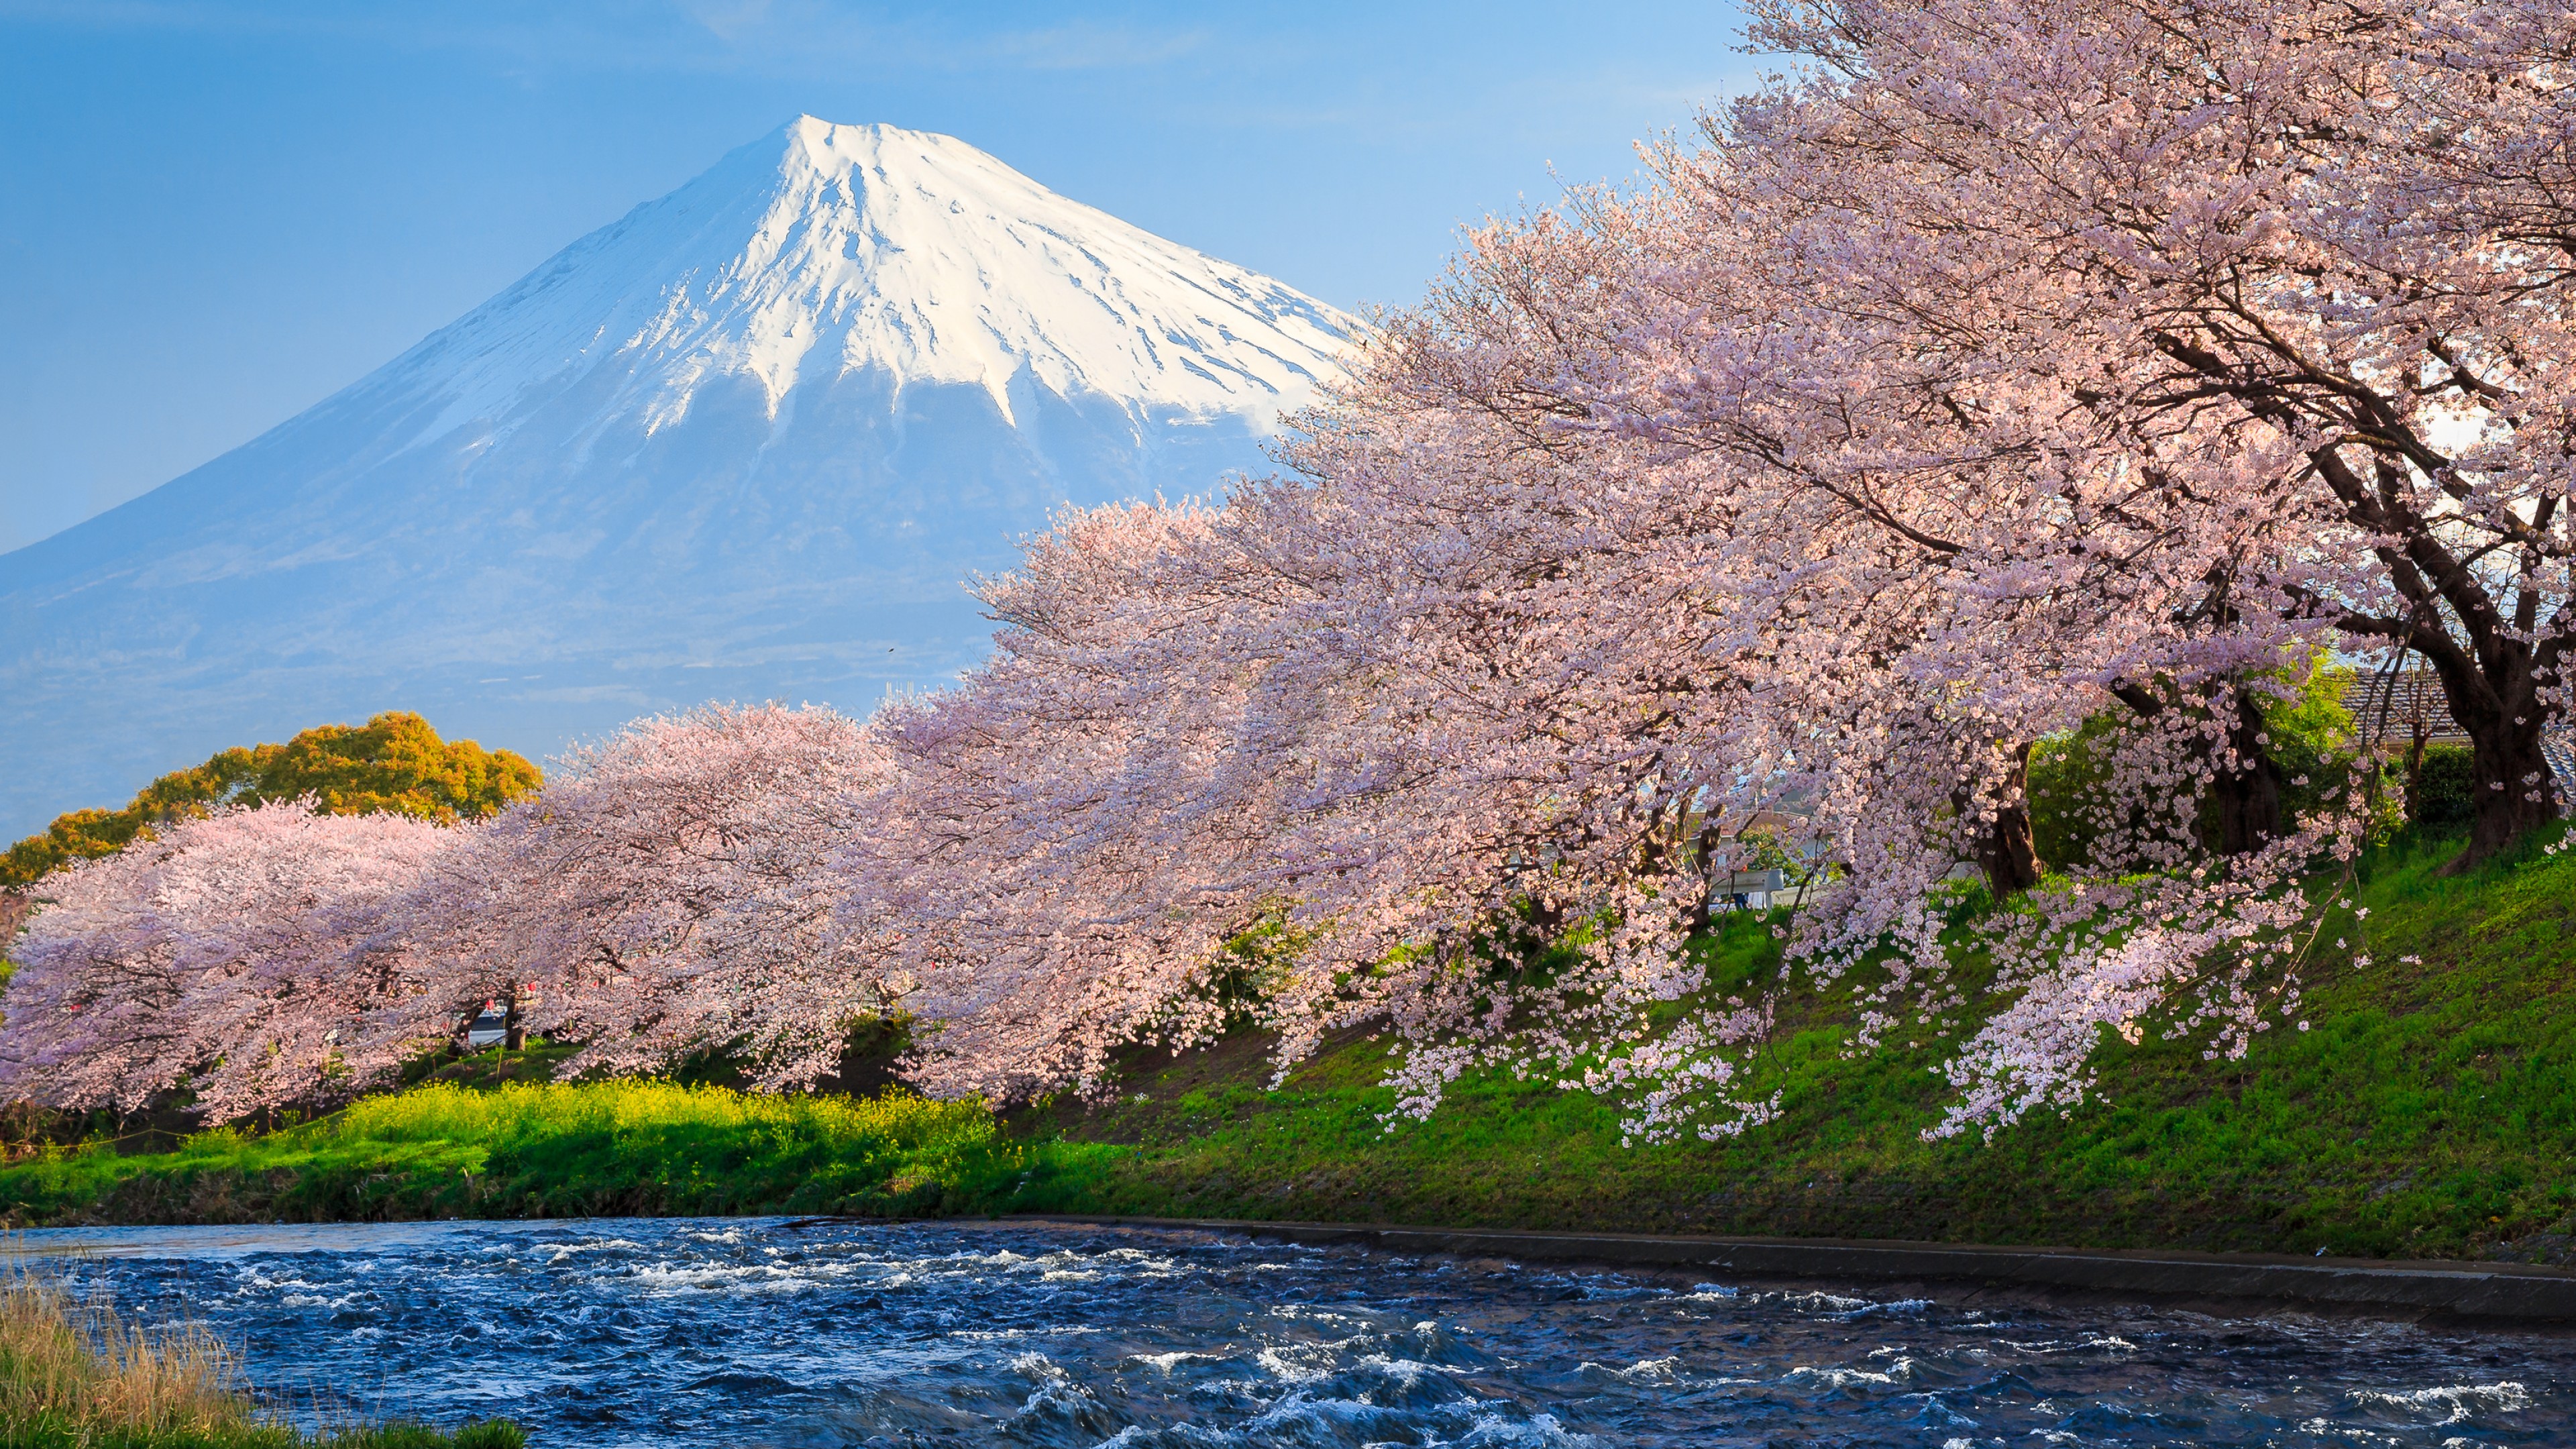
[0,118,1352,837]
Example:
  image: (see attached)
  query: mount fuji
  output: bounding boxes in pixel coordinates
[0,117,1354,837]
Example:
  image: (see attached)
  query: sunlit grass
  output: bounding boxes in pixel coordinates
[1009,828,2576,1260]
[329,1078,985,1148]
[0,1079,1112,1225]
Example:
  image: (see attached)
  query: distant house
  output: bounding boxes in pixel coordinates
[1706,809,1824,912]
[1713,866,1796,910]
[2341,667,2470,747]
[2341,667,2576,794]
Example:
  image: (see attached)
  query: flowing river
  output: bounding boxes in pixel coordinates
[19,1216,2574,1446]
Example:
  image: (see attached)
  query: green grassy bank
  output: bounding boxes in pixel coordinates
[5,835,2574,1264]
[1029,834,2576,1263]
[0,1081,1109,1226]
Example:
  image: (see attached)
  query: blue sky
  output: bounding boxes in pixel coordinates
[0,1,1755,555]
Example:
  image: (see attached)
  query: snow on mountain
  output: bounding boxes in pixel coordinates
[0,118,1354,837]
[400,117,1344,451]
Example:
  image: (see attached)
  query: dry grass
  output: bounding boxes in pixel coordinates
[0,1264,525,1447]
[0,1269,255,1442]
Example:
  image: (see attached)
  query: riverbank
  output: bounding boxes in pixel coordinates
[0,1080,1105,1226]
[3,835,2572,1265]
[1015,834,2576,1263]
[998,1214,2576,1321]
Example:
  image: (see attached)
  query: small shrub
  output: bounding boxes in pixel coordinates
[2408,743,2478,833]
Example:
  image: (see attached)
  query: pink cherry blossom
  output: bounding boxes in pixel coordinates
[0,802,458,1118]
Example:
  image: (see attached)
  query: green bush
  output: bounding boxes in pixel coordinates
[2027,712,2129,870]
[2408,743,2478,833]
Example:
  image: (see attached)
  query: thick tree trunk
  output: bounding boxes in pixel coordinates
[502,991,525,1053]
[2209,682,2286,857]
[1685,816,1721,934]
[2113,677,2284,856]
[2422,647,2559,871]
[2464,723,2556,863]
[1968,743,2041,897]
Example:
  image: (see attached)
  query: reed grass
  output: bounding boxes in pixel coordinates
[0,1270,241,1442]
[0,1266,523,1447]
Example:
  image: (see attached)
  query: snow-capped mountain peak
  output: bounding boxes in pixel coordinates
[0,117,1354,840]
[395,117,1350,444]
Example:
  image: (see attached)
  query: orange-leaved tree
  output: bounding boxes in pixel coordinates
[0,713,540,889]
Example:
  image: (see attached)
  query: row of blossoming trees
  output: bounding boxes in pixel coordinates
[6,0,2572,1143]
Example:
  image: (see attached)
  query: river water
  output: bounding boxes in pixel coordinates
[17,1216,2573,1446]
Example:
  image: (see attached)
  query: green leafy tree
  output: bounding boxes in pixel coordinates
[0,712,539,888]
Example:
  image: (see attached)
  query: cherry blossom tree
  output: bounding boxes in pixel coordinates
[955,0,2558,1138]
[1,707,897,1117]
[1669,0,2576,865]
[0,802,458,1120]
[399,704,896,1091]
[7,0,2565,1149]
[839,502,1295,1101]
[1138,0,2569,1140]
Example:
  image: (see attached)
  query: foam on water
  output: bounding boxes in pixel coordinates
[12,1217,2574,1446]
[2352,1380,2535,1425]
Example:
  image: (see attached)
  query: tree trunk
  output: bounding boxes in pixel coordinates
[2455,708,2556,869]
[1967,743,2041,897]
[2423,648,2559,871]
[2208,681,2286,857]
[2142,343,2567,868]
[1685,816,1722,934]
[502,991,525,1053]
[2404,720,2429,826]
[2113,678,2282,856]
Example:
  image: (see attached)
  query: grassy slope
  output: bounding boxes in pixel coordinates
[5,836,2572,1261]
[1010,835,2576,1263]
